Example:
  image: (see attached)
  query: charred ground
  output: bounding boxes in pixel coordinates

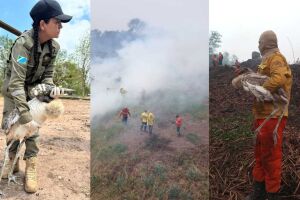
[209,65,300,200]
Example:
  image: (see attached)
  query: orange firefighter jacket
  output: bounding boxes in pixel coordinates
[252,51,292,119]
[176,117,182,127]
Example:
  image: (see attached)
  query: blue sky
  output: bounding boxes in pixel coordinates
[0,0,90,53]
[0,0,36,37]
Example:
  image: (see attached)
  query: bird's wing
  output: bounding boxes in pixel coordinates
[243,73,268,86]
[245,82,273,101]
[2,108,20,134]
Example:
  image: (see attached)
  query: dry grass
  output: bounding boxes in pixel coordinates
[91,105,208,200]
[209,66,300,200]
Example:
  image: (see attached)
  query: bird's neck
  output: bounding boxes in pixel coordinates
[28,98,48,124]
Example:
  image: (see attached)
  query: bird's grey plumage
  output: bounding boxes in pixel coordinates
[232,68,288,145]
[2,109,19,133]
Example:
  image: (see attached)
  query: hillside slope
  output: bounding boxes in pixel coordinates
[91,104,208,200]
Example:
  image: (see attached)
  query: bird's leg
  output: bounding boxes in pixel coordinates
[0,139,19,196]
[8,139,25,185]
[272,102,289,145]
[272,113,282,145]
[0,140,15,183]
[254,105,279,141]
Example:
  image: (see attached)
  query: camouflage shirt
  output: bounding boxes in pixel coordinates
[1,29,60,124]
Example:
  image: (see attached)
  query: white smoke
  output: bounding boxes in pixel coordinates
[91,25,208,117]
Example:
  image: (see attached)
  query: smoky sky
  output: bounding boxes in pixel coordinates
[210,0,300,63]
[91,0,208,117]
[91,0,207,31]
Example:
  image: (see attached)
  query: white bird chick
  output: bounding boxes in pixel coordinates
[5,98,64,142]
[232,68,288,145]
[0,85,64,185]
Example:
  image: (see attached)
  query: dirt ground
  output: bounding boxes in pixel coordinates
[0,98,90,200]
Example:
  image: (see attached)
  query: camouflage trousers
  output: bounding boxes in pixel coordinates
[1,95,39,160]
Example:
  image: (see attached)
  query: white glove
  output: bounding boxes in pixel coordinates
[50,86,64,99]
[30,84,47,97]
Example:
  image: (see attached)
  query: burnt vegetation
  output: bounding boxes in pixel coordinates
[209,64,300,199]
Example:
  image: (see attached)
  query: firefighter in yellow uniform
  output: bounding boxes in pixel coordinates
[1,0,72,193]
[147,111,155,134]
[140,110,148,132]
[246,30,292,200]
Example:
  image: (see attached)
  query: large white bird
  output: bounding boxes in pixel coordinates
[232,68,289,144]
[0,84,64,185]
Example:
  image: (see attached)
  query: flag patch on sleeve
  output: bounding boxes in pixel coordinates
[17,56,28,64]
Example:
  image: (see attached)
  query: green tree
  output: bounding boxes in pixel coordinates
[53,50,83,95]
[71,32,90,96]
[57,61,82,94]
[53,49,68,86]
[209,31,222,55]
[0,36,14,88]
[128,18,146,33]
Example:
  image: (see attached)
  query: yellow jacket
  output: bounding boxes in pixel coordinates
[147,112,155,125]
[141,112,148,123]
[253,51,292,119]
